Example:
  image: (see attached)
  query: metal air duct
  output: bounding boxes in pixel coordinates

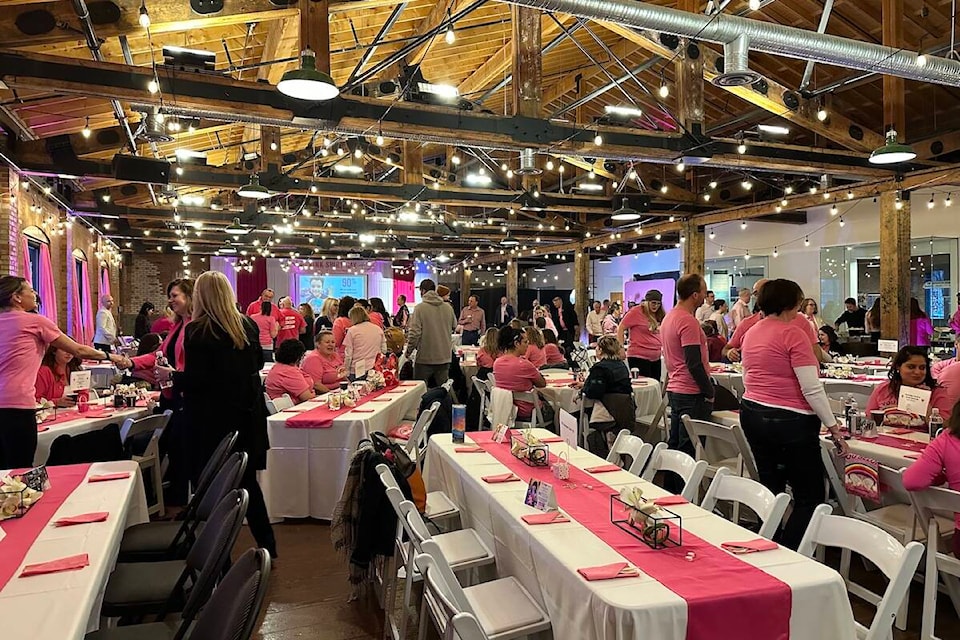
[499,0,960,88]
[714,34,762,87]
[515,148,542,175]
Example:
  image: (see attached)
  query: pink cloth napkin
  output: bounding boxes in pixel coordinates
[521,511,570,525]
[652,496,689,506]
[37,425,49,433]
[482,472,521,483]
[54,512,109,526]
[349,409,375,413]
[369,399,390,402]
[721,539,779,554]
[905,453,922,460]
[584,464,621,473]
[539,437,564,443]
[454,446,485,453]
[887,428,915,435]
[20,553,90,577]
[88,472,131,482]
[577,562,639,581]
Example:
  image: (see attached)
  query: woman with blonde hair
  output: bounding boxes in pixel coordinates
[617,289,665,380]
[476,327,499,377]
[524,325,547,368]
[343,305,386,376]
[801,298,825,332]
[154,271,276,557]
[316,297,339,331]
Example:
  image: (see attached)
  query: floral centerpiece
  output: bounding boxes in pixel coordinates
[0,474,43,520]
[35,398,56,423]
[610,486,682,549]
[366,370,386,391]
[823,365,855,379]
[510,429,549,466]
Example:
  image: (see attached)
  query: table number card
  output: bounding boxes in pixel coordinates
[878,339,899,354]
[67,370,91,393]
[492,423,510,443]
[559,409,578,450]
[523,479,558,512]
[898,386,931,416]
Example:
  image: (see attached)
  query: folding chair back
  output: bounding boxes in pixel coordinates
[700,468,790,540]
[605,429,654,475]
[641,444,708,503]
[472,377,491,430]
[405,401,441,464]
[184,547,272,640]
[265,393,294,414]
[681,415,759,480]
[910,485,960,640]
[797,504,924,640]
[120,409,172,517]
[822,382,872,408]
[512,390,545,430]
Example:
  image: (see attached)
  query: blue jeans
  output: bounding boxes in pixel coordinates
[740,399,823,550]
[667,392,713,456]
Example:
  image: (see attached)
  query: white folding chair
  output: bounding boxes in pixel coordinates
[512,390,545,430]
[636,393,669,443]
[403,401,441,463]
[910,485,960,640]
[681,415,760,480]
[605,429,654,476]
[471,377,491,430]
[119,409,172,518]
[263,392,293,415]
[641,444,708,503]
[700,467,790,540]
[798,504,924,640]
[488,387,518,428]
[415,540,551,640]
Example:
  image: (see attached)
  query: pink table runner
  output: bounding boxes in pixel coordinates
[856,433,928,453]
[285,384,403,429]
[467,432,791,640]
[0,464,91,591]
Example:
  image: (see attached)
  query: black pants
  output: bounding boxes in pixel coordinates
[740,399,824,550]
[0,408,38,468]
[628,357,662,382]
[461,329,480,346]
[94,343,112,354]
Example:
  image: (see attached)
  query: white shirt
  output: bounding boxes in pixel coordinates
[586,310,603,336]
[709,310,729,339]
[93,308,117,345]
[729,299,751,330]
[695,302,714,322]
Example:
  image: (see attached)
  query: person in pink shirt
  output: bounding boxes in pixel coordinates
[245,288,282,322]
[740,279,848,549]
[493,326,546,420]
[724,278,823,363]
[34,345,82,404]
[265,339,316,404]
[301,330,346,393]
[910,297,935,347]
[728,287,752,331]
[475,328,499,378]
[542,329,568,368]
[332,295,356,356]
[251,301,279,361]
[660,274,714,456]
[866,346,952,425]
[369,297,391,329]
[276,297,306,345]
[0,276,123,467]
[524,326,547,368]
[903,423,960,558]
[150,307,176,335]
[343,306,386,376]
[617,290,664,381]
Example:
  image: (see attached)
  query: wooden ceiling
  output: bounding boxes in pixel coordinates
[2,0,960,261]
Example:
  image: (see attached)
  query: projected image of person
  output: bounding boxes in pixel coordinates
[302,276,329,313]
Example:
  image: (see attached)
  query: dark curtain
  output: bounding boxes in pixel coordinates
[236,257,268,311]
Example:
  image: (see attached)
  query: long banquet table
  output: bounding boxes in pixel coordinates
[34,402,152,466]
[425,430,856,640]
[538,370,662,418]
[0,461,148,639]
[261,381,426,520]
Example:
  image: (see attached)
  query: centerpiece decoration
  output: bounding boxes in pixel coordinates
[0,474,44,520]
[610,486,682,549]
[510,429,549,466]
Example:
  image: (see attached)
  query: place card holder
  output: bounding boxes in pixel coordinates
[610,494,682,550]
[510,434,549,467]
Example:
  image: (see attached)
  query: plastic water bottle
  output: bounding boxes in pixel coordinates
[155,352,173,390]
[929,408,944,439]
[843,395,854,427]
[847,397,860,435]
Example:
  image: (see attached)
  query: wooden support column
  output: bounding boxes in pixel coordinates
[879,191,910,348]
[506,259,518,313]
[460,267,471,304]
[301,0,331,74]
[681,219,705,276]
[0,166,15,274]
[512,5,542,191]
[261,125,282,172]
[574,245,590,340]
[882,0,905,135]
[402,140,423,185]
[676,0,703,133]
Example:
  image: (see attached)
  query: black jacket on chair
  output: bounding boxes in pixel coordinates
[174,316,269,476]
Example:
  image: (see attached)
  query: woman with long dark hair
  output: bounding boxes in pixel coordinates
[866,346,952,423]
[333,295,356,355]
[0,275,123,467]
[134,301,156,339]
[34,345,82,404]
[910,297,934,346]
[298,302,316,351]
[817,326,843,357]
[369,297,391,329]
[155,271,276,557]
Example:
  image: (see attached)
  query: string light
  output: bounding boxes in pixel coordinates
[741,179,752,190]
[740,219,747,230]
[772,246,779,257]
[830,202,838,215]
[594,132,603,146]
[804,237,810,247]
[839,216,845,227]
[946,193,953,207]
[658,76,669,98]
[718,246,724,255]
[708,230,715,240]
[82,117,91,138]
[138,1,150,28]
[928,195,935,209]
[675,160,685,172]
[846,190,854,200]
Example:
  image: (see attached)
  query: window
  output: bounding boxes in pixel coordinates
[75,257,85,310]
[26,239,41,295]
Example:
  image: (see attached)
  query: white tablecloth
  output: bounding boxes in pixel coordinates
[712,410,926,470]
[538,371,662,418]
[36,403,151,465]
[261,382,426,520]
[80,363,118,389]
[711,368,882,402]
[425,431,855,640]
[0,461,149,639]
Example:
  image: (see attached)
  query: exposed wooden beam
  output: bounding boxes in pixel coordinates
[913,129,960,160]
[676,0,703,133]
[879,190,910,346]
[597,21,884,153]
[381,0,456,80]
[0,0,296,49]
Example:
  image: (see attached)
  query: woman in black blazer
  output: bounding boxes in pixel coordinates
[157,271,276,557]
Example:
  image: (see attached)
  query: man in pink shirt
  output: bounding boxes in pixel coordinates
[661,273,714,456]
[276,297,306,344]
[246,288,282,322]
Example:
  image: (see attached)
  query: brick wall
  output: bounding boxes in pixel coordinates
[119,252,209,333]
